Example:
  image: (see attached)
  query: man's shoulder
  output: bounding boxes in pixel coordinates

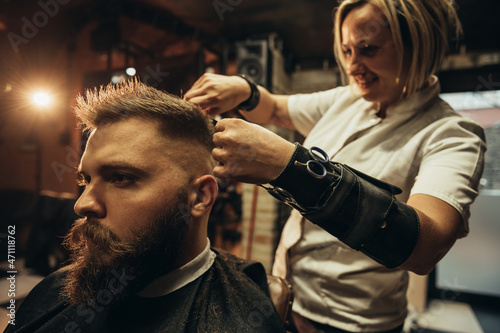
[190,249,285,332]
[211,248,269,294]
[25,267,68,300]
[212,249,263,273]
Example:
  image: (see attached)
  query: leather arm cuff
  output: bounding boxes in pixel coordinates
[265,144,420,268]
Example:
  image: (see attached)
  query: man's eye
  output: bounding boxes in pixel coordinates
[111,173,136,186]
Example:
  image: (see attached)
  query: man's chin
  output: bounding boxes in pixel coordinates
[60,242,127,304]
[61,259,136,306]
[86,245,113,263]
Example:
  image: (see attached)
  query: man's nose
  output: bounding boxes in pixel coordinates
[74,184,106,218]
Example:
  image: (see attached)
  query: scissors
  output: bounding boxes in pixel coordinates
[259,146,335,212]
[294,146,332,179]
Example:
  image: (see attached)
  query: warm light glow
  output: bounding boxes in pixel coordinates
[32,91,52,107]
[126,67,136,76]
[111,74,124,84]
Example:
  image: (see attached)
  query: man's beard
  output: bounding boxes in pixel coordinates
[60,190,190,307]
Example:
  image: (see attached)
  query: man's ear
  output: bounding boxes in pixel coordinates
[190,175,218,218]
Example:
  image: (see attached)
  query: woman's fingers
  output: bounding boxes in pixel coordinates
[210,119,295,184]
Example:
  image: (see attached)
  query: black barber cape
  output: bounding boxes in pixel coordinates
[5,250,285,333]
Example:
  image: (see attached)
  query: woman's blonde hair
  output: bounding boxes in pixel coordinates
[333,0,462,96]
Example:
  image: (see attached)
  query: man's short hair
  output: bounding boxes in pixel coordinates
[74,79,215,153]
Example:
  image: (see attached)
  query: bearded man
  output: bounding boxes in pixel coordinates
[7,80,285,333]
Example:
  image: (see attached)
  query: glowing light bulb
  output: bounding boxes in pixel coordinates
[126,67,136,76]
[32,92,51,107]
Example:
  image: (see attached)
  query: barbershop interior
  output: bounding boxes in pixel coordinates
[0,0,499,332]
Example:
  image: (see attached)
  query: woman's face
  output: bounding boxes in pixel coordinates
[341,3,408,111]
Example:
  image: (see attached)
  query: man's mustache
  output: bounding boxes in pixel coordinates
[65,218,132,254]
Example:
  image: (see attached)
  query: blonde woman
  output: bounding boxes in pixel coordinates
[186,0,486,332]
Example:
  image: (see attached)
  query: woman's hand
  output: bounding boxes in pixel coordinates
[184,73,251,117]
[212,118,296,184]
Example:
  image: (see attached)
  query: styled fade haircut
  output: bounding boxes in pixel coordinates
[333,0,462,96]
[74,79,215,153]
